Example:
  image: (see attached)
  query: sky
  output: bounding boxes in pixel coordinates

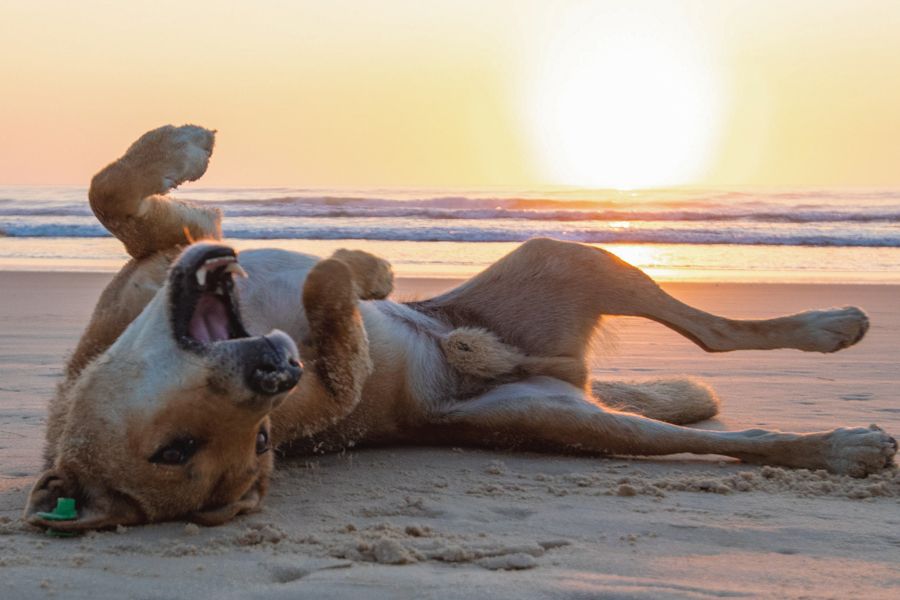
[1,0,899,189]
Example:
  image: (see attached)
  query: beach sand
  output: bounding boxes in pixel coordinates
[1,272,898,599]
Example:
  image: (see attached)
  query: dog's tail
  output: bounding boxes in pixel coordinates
[591,378,720,425]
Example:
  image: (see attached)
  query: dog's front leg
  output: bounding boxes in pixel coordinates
[270,252,389,444]
[90,125,222,259]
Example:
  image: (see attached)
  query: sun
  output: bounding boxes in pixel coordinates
[522,4,725,190]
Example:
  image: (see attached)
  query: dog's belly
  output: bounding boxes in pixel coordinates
[235,248,318,342]
[274,303,455,454]
[232,249,458,450]
[294,302,455,448]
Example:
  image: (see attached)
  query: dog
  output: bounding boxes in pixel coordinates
[24,125,897,532]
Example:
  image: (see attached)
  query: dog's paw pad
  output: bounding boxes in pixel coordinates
[823,425,897,477]
[161,126,215,190]
[126,125,216,195]
[795,307,869,352]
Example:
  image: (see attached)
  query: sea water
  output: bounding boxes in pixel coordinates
[1,186,899,282]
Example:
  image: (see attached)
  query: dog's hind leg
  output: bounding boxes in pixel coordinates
[433,378,897,477]
[412,239,869,369]
[89,125,222,259]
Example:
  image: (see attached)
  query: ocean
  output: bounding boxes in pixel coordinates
[2,186,899,282]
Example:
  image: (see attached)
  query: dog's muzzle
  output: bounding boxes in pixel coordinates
[241,331,302,397]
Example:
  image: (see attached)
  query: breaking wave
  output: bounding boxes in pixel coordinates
[2,188,899,247]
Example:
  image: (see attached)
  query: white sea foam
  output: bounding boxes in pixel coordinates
[1,187,899,247]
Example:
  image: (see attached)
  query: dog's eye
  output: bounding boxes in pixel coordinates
[150,437,199,465]
[256,428,270,455]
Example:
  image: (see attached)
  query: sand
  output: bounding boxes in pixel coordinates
[1,272,898,599]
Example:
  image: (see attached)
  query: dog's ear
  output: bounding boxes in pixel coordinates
[188,479,265,526]
[24,468,144,532]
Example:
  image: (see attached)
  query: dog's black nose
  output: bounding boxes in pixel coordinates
[245,340,302,396]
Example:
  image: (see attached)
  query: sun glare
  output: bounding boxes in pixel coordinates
[523,4,725,189]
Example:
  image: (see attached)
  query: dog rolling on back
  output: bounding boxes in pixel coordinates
[25,125,896,533]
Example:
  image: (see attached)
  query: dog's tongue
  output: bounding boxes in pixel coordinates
[189,294,230,343]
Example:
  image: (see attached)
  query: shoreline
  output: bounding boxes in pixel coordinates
[4,268,900,304]
[3,237,900,284]
[4,268,900,285]
[4,268,900,292]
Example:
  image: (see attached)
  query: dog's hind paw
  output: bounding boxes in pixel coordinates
[793,307,869,352]
[821,425,897,477]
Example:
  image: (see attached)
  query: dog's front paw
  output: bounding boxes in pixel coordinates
[126,125,216,195]
[331,249,394,300]
[794,307,869,352]
[820,425,897,477]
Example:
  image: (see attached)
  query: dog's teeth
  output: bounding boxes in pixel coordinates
[196,267,208,287]
[225,263,249,278]
[204,256,235,267]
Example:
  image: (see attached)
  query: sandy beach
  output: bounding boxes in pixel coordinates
[1,272,898,599]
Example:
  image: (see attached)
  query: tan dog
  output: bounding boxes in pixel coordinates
[25,125,897,532]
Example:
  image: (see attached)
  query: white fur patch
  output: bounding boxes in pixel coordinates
[365,301,453,409]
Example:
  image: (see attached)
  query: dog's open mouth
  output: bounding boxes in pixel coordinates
[170,246,250,349]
